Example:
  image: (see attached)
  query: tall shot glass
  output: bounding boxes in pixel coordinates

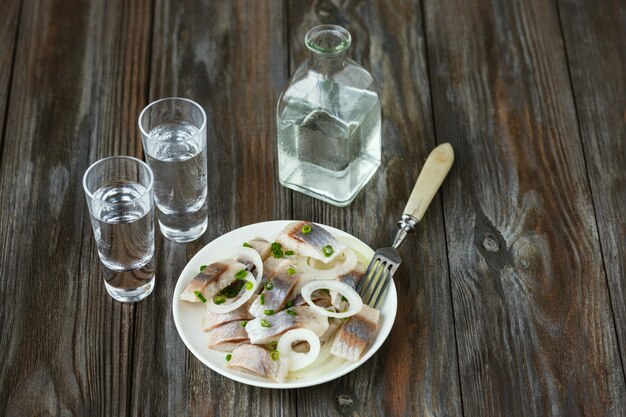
[83,156,156,302]
[139,98,208,243]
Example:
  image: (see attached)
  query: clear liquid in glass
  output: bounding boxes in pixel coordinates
[91,181,155,302]
[144,121,208,242]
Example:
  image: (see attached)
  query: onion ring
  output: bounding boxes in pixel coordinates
[277,329,321,371]
[205,247,263,313]
[301,279,363,319]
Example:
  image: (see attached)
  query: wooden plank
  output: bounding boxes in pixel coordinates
[423,0,626,415]
[288,1,462,416]
[0,0,21,152]
[0,0,152,415]
[129,1,294,415]
[557,0,626,378]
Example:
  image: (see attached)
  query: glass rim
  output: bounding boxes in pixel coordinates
[305,24,352,56]
[82,155,154,204]
[138,97,207,142]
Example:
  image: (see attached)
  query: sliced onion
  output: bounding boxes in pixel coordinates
[301,279,363,319]
[205,247,263,313]
[290,340,333,376]
[290,342,345,379]
[277,329,321,371]
[295,248,357,280]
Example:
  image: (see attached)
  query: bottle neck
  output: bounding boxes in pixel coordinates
[305,25,351,75]
[309,51,348,74]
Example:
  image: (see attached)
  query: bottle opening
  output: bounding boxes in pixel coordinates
[305,25,351,55]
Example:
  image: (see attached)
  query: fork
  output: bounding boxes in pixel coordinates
[357,143,455,307]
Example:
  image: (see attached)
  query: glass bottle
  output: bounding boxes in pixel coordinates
[277,25,381,207]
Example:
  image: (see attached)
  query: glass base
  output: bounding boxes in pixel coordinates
[159,217,208,243]
[279,158,379,207]
[280,180,357,207]
[105,276,155,302]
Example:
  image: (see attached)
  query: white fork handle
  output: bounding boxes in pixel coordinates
[404,143,454,221]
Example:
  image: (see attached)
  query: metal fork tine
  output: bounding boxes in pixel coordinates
[364,262,388,305]
[357,257,379,293]
[358,258,383,299]
[371,269,392,308]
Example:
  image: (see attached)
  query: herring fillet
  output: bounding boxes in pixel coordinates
[228,344,288,382]
[206,320,249,351]
[248,237,272,261]
[202,296,256,332]
[245,306,329,344]
[180,259,247,302]
[249,271,300,317]
[248,256,295,316]
[275,221,346,263]
[330,304,380,361]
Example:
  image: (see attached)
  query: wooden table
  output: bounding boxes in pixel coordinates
[1,0,624,416]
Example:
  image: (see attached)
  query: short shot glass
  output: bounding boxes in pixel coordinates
[83,156,155,302]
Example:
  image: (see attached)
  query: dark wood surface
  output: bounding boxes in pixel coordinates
[0,0,623,416]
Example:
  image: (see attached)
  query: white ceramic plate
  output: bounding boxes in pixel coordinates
[172,220,398,389]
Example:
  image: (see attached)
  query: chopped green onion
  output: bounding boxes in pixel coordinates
[287,267,296,275]
[341,295,348,302]
[286,309,296,316]
[242,242,253,248]
[285,250,294,256]
[302,225,312,234]
[193,290,207,303]
[200,264,208,272]
[271,242,282,252]
[270,350,280,361]
[260,319,271,328]
[226,354,232,361]
[320,288,330,294]
[264,309,275,315]
[241,321,248,328]
[273,249,284,258]
[245,281,254,290]
[265,283,274,290]
[214,296,226,305]
[268,341,278,348]
[235,269,248,279]
[260,293,265,305]
[322,245,334,257]
[220,287,238,298]
[285,301,293,308]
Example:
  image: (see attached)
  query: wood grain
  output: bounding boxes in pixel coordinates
[423,0,626,415]
[287,1,462,416]
[0,0,21,152]
[0,0,152,415]
[557,0,626,378]
[128,1,294,415]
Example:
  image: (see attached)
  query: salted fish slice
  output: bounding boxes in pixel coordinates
[206,320,249,352]
[250,258,300,317]
[180,259,247,302]
[275,221,346,263]
[246,306,329,345]
[338,262,365,289]
[202,296,256,332]
[330,304,380,361]
[228,344,288,382]
[248,237,273,261]
[332,263,365,310]
[320,318,343,343]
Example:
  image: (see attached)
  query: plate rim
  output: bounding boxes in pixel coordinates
[172,220,398,389]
